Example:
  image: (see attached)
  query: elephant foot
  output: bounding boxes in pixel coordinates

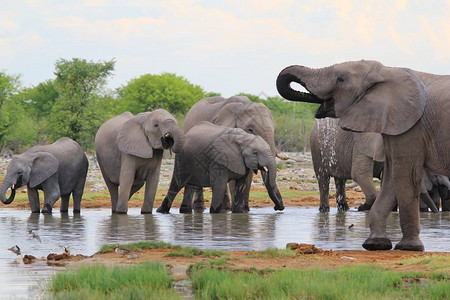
[31,210,40,214]
[274,204,284,211]
[156,205,170,214]
[357,203,372,211]
[141,210,153,214]
[319,205,330,212]
[419,207,428,212]
[244,205,250,212]
[60,209,69,213]
[113,210,127,214]
[394,238,424,251]
[192,202,205,212]
[41,204,53,214]
[73,209,80,214]
[337,203,349,212]
[231,206,244,213]
[362,238,392,250]
[210,205,222,214]
[180,205,193,214]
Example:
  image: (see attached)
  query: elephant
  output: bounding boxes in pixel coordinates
[421,169,450,211]
[94,110,184,214]
[157,122,284,213]
[0,137,88,213]
[310,117,384,212]
[157,95,284,214]
[277,59,450,251]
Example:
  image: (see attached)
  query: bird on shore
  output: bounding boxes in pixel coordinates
[114,244,130,256]
[28,230,41,243]
[8,245,21,256]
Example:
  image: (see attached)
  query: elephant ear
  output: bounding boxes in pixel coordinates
[211,103,243,127]
[29,152,59,188]
[116,113,153,158]
[339,67,427,135]
[209,134,246,176]
[353,132,385,162]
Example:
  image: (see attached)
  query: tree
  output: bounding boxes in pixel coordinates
[47,58,115,148]
[118,73,207,115]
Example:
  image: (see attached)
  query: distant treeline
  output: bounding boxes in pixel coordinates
[0,58,318,153]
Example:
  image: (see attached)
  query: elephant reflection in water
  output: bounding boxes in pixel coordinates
[98,214,160,242]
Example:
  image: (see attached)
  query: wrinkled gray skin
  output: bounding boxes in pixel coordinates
[277,60,450,251]
[158,95,281,214]
[0,137,88,213]
[421,169,450,211]
[157,122,284,213]
[95,110,184,214]
[311,118,384,212]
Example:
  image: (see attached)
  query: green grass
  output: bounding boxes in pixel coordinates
[99,241,177,253]
[100,241,228,258]
[246,248,297,258]
[47,262,180,300]
[189,264,450,300]
[395,255,450,273]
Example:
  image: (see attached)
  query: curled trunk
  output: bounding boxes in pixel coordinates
[0,178,16,205]
[162,120,185,153]
[259,154,284,211]
[276,65,323,104]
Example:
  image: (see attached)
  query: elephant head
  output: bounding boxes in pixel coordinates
[212,96,279,156]
[0,152,59,204]
[210,132,284,211]
[116,109,184,158]
[276,60,427,135]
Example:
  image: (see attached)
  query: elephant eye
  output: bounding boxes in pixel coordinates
[248,128,254,134]
[253,150,258,155]
[154,123,159,127]
[336,75,344,83]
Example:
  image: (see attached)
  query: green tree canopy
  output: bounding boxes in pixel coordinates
[47,58,115,148]
[118,73,207,115]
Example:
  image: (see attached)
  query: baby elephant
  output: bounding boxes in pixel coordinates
[0,137,88,213]
[157,122,284,213]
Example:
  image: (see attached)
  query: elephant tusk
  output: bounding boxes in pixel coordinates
[262,166,269,172]
[11,185,15,190]
[164,133,170,138]
[276,153,289,160]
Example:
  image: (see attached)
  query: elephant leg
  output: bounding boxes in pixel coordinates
[72,176,87,214]
[27,188,40,213]
[441,188,450,211]
[231,176,248,213]
[363,160,397,251]
[103,176,119,213]
[210,179,228,214]
[141,158,162,214]
[191,188,205,212]
[230,175,252,212]
[41,177,61,214]
[317,174,331,212]
[241,172,255,212]
[157,173,185,214]
[335,177,349,211]
[352,154,378,211]
[60,194,70,213]
[116,157,137,214]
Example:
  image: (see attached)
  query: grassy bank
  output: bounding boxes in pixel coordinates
[46,242,450,300]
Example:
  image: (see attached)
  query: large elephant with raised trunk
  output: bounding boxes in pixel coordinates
[277,60,450,251]
[157,122,284,213]
[95,110,184,214]
[0,137,88,213]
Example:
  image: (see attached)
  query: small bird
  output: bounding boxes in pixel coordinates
[28,230,41,243]
[59,245,71,255]
[114,244,130,256]
[8,245,21,255]
[348,224,354,229]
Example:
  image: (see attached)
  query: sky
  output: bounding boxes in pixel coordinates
[1,0,450,98]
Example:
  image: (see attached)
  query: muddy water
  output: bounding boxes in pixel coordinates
[0,207,448,298]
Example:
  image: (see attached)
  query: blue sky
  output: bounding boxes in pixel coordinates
[1,0,450,97]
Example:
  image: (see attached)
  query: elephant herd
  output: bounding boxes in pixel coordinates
[1,59,449,251]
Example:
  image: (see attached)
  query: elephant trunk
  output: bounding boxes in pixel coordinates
[0,176,16,205]
[259,152,284,211]
[162,120,185,154]
[277,65,334,104]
